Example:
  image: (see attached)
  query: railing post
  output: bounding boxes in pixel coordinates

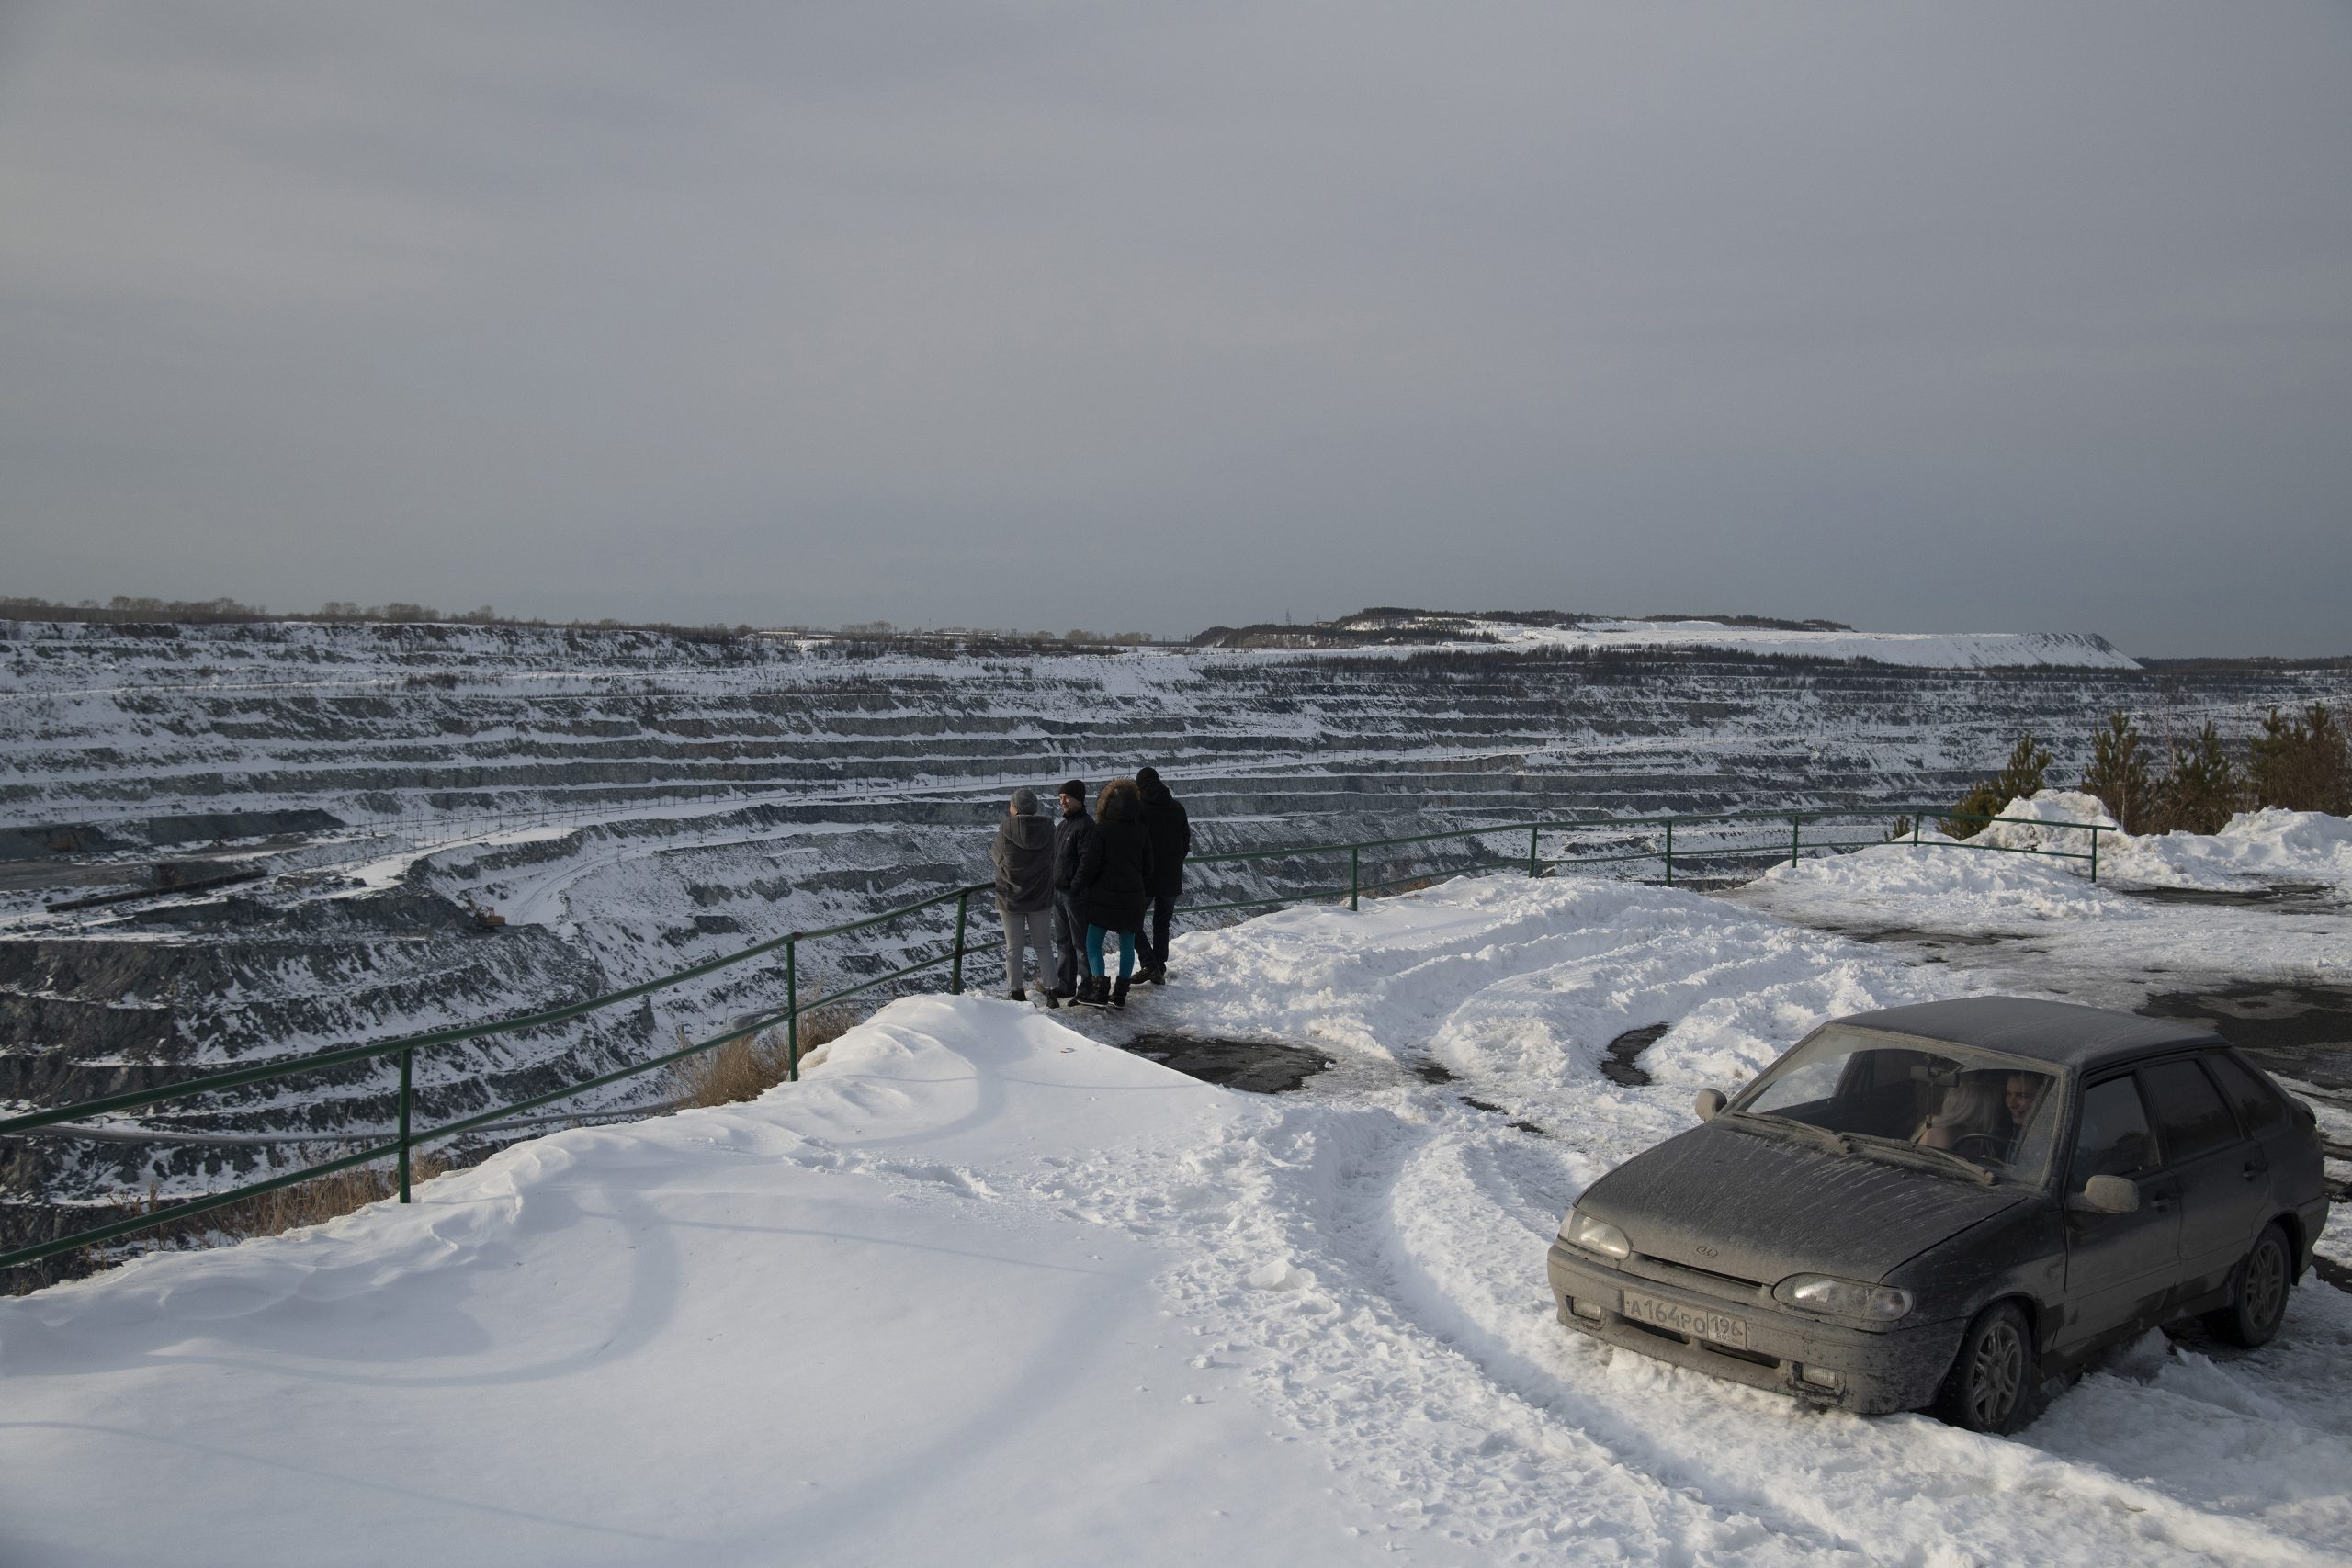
[786,935,799,1082]
[950,889,969,994]
[1663,819,1673,887]
[1791,815,1802,864]
[396,1046,413,1203]
[1349,846,1360,911]
[1527,825,1540,878]
[1912,816,1921,847]
[2089,827,2099,884]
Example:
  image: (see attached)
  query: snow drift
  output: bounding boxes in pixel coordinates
[6,872,2347,1566]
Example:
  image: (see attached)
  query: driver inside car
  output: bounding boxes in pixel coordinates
[1915,1070,2007,1151]
[1915,1068,2054,1165]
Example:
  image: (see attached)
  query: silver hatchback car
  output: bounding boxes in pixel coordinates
[1546,998,2331,1432]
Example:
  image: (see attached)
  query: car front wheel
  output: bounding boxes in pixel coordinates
[1934,1302,2038,1435]
[2204,1222,2292,1348]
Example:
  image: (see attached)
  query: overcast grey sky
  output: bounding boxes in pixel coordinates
[2,4,2346,654]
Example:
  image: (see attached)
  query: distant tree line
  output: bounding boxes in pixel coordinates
[1948,704,2352,838]
[0,593,742,634]
[1,597,1162,645]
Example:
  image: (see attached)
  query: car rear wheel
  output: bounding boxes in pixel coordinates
[1934,1302,2038,1435]
[2204,1223,2292,1348]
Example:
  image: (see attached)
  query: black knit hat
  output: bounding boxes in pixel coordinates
[1058,778,1087,800]
[1136,766,1160,786]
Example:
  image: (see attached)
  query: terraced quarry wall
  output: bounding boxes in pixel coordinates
[5,617,2347,1267]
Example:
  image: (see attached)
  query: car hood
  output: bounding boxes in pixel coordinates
[1577,1119,2029,1287]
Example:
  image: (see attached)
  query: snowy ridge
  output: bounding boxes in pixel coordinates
[4,872,2346,1563]
[1475,618,2142,670]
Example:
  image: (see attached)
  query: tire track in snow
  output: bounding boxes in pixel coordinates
[1155,1099,1877,1562]
[1368,1122,2344,1567]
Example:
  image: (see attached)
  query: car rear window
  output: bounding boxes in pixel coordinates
[2070,1077,2154,1188]
[2205,1053,2287,1135]
[2139,1058,2240,1163]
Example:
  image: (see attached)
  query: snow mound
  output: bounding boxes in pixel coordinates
[2106,807,2352,891]
[1958,790,2352,893]
[1755,831,2141,929]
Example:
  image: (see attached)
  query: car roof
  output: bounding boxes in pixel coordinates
[1829,996,2223,1074]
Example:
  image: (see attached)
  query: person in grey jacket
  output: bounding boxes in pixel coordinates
[989,787,1058,1005]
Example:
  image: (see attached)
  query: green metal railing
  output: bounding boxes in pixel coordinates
[0,802,2108,1276]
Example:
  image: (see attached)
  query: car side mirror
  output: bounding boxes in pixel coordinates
[1694,1089,1726,1122]
[2070,1174,2140,1215]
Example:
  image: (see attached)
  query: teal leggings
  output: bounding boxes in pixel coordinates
[1085,925,1136,980]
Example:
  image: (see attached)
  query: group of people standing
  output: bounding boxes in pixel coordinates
[987,769,1192,1010]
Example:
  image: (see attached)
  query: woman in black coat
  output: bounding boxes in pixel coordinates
[1073,776,1155,1008]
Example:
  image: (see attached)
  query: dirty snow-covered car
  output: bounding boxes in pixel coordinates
[1546,997,2331,1432]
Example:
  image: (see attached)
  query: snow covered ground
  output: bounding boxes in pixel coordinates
[1731,795,2352,1008]
[6,859,2348,1566]
[1470,618,2141,670]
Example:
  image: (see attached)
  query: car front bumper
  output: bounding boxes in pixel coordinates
[1546,1239,1965,1416]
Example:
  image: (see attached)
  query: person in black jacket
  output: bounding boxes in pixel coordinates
[1133,766,1191,985]
[1048,778,1094,1003]
[1072,776,1154,1009]
[989,787,1057,1005]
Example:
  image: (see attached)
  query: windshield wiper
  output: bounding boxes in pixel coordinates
[1847,1133,1997,1187]
[1725,1111,1852,1156]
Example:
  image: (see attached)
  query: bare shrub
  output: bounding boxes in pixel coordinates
[204,1148,453,1241]
[671,1004,856,1111]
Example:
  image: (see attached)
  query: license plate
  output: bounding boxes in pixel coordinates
[1620,1289,1751,1349]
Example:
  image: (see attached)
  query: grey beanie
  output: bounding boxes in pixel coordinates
[1011,787,1039,814]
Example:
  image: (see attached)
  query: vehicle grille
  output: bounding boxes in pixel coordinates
[1633,1253,1764,1296]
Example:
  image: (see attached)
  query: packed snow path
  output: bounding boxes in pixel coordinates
[6,875,2349,1565]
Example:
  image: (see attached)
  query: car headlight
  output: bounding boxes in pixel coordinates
[1560,1210,1631,1260]
[1772,1274,1913,1322]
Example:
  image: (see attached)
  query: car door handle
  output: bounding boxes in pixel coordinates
[2242,1160,2265,1181]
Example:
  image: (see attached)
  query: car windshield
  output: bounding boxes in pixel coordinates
[1730,1025,2064,1186]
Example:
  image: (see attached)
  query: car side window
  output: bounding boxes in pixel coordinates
[2070,1077,2154,1189]
[2205,1053,2286,1136]
[2138,1058,2239,1163]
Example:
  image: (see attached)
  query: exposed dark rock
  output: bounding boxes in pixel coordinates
[1118,1032,1330,1094]
[1603,1024,1670,1087]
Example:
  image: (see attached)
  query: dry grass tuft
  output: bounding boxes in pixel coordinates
[197,1147,454,1242]
[671,1004,856,1111]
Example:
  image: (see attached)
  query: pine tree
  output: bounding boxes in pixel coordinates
[2246,704,2352,815]
[2081,710,2155,834]
[1942,733,2050,839]
[2157,721,2242,835]
[1991,733,2052,805]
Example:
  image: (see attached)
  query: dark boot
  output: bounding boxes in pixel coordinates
[1043,989,1059,1010]
[1009,987,1026,1002]
[1145,965,1167,986]
[1110,976,1129,1010]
